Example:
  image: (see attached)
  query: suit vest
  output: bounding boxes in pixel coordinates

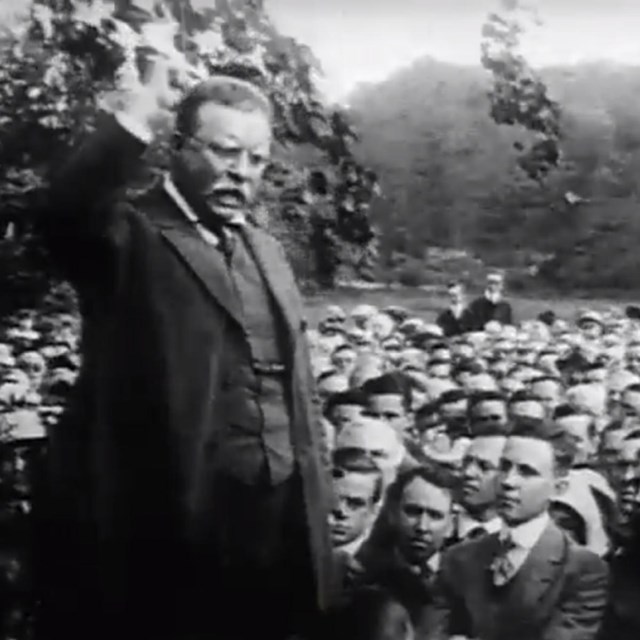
[214,228,295,486]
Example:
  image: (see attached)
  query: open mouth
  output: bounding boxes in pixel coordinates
[209,191,245,209]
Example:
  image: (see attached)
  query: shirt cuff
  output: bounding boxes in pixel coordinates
[114,111,153,145]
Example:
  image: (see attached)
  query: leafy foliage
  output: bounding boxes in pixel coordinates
[0,0,379,306]
[481,0,562,180]
[350,56,640,291]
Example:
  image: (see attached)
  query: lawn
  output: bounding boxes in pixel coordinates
[303,286,638,326]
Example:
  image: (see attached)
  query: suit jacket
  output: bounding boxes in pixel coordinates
[436,308,473,337]
[599,545,640,640]
[467,296,513,330]
[422,521,609,640]
[342,540,438,630]
[36,115,335,636]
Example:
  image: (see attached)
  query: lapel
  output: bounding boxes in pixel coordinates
[147,188,244,328]
[240,224,301,341]
[496,522,568,632]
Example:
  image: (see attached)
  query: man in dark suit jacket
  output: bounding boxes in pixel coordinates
[350,465,457,634]
[436,282,473,337]
[36,57,334,640]
[467,272,514,330]
[423,417,609,640]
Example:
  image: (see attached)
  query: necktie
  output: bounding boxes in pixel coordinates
[490,532,518,587]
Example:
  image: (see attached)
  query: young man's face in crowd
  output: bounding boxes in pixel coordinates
[530,380,563,417]
[598,425,638,485]
[579,320,602,342]
[332,347,357,376]
[497,436,558,526]
[470,399,508,429]
[556,414,595,466]
[486,275,504,296]
[509,399,546,421]
[610,436,640,520]
[328,403,363,431]
[620,387,640,418]
[460,436,505,516]
[626,345,640,375]
[366,393,410,436]
[394,477,453,565]
[330,469,380,548]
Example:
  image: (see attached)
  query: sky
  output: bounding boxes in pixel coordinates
[268,0,640,101]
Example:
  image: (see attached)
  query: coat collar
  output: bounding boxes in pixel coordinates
[480,520,568,633]
[147,182,301,336]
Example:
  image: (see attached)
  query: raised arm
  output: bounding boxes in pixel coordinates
[38,56,177,247]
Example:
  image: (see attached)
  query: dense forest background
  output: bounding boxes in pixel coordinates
[347,58,640,291]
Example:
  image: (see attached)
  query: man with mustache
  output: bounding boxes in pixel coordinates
[36,56,333,640]
[424,417,609,640]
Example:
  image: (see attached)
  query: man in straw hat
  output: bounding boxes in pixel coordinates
[36,47,333,640]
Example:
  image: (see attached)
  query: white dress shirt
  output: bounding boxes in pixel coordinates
[501,511,550,574]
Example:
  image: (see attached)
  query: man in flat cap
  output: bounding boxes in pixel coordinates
[36,55,333,640]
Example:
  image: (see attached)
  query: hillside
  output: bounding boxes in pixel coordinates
[346,57,640,288]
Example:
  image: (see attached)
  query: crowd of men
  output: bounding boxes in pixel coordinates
[0,309,80,637]
[312,272,640,640]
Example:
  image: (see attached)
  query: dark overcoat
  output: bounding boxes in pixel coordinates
[36,115,335,637]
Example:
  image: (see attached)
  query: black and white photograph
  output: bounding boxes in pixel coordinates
[0,0,639,639]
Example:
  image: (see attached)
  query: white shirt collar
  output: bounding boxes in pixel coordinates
[162,174,246,246]
[503,511,550,550]
[457,511,503,539]
[427,551,441,574]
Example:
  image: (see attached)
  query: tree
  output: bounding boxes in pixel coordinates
[0,0,378,309]
[481,0,562,181]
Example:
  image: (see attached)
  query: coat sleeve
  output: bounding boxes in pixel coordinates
[37,113,151,275]
[541,551,609,640]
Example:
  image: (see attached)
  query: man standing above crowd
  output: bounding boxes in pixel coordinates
[37,53,333,640]
[437,282,472,337]
[467,272,514,330]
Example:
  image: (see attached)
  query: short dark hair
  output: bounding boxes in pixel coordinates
[174,70,271,148]
[509,390,540,405]
[332,449,384,504]
[437,389,467,407]
[510,416,576,474]
[386,464,457,510]
[470,422,510,438]
[553,403,578,420]
[362,374,412,412]
[469,390,506,411]
[324,389,366,418]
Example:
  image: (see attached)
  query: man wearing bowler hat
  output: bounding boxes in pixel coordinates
[36,51,334,640]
